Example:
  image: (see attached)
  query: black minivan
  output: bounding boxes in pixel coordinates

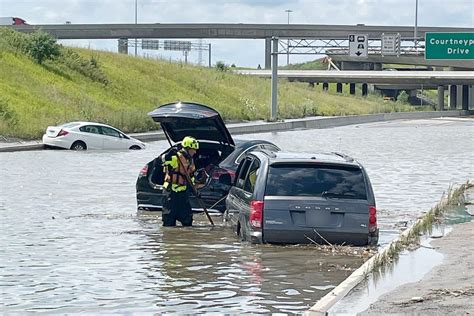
[225,150,378,246]
[136,102,280,212]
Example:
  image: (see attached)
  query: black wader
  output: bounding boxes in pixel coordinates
[162,189,193,227]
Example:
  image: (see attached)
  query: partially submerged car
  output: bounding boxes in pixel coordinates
[136,102,280,213]
[42,122,146,150]
[225,150,379,246]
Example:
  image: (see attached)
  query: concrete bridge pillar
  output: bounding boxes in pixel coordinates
[265,38,271,69]
[449,85,457,109]
[336,83,343,93]
[462,85,469,110]
[362,83,368,96]
[118,38,128,54]
[437,85,445,111]
[471,86,474,109]
[322,82,329,92]
[349,83,356,95]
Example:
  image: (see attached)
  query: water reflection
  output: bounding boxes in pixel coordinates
[133,213,362,313]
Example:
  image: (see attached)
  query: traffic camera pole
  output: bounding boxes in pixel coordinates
[271,36,278,121]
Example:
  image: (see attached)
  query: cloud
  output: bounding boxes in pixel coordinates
[1,0,472,66]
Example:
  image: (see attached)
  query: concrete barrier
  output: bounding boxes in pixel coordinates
[304,182,473,316]
[0,110,471,153]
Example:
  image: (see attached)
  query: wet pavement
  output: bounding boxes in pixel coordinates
[1,118,473,313]
[328,187,474,315]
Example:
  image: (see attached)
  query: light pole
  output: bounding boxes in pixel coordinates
[134,0,138,56]
[285,9,292,65]
[414,0,418,53]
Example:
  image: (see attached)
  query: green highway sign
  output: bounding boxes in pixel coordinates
[425,32,474,60]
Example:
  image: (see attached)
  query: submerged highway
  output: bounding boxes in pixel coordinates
[1,117,473,314]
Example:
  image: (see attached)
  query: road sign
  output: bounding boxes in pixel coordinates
[425,32,474,60]
[381,33,400,56]
[142,39,160,50]
[348,34,368,57]
[164,40,191,51]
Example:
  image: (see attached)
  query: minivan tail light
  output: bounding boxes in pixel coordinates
[250,200,264,228]
[57,129,69,137]
[139,165,148,177]
[368,205,377,231]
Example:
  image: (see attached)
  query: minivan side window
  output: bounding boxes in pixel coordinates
[236,158,253,189]
[235,145,258,164]
[243,160,260,193]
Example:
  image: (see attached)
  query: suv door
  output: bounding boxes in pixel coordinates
[226,156,261,242]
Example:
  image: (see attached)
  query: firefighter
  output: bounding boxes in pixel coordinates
[161,136,200,227]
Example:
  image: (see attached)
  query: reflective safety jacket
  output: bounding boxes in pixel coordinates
[162,149,196,192]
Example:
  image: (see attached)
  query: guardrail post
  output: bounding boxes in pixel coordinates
[271,37,278,121]
[437,85,445,111]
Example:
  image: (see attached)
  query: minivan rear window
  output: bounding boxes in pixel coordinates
[266,163,367,199]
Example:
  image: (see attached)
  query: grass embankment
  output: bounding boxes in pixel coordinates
[281,58,327,70]
[0,29,425,139]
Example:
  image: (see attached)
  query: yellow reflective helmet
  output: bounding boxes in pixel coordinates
[181,136,199,150]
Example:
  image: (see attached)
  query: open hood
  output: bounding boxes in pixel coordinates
[148,102,235,146]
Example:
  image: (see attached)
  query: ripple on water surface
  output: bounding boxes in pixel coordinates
[0,118,472,313]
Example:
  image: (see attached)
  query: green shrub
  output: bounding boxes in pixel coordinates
[0,28,30,53]
[215,60,228,72]
[0,98,18,127]
[397,90,409,103]
[27,31,60,64]
[59,48,109,85]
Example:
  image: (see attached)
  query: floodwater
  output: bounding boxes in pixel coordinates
[1,117,472,313]
[330,203,473,315]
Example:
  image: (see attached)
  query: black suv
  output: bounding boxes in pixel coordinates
[225,150,378,246]
[136,102,280,213]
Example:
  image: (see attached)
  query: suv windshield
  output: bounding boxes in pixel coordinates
[266,163,367,199]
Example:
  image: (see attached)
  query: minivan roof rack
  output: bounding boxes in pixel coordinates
[332,152,354,162]
[260,149,277,158]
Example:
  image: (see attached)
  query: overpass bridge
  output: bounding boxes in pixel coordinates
[11,23,474,69]
[237,70,474,85]
[326,51,474,70]
[237,70,474,110]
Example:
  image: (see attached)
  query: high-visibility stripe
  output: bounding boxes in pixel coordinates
[163,150,196,189]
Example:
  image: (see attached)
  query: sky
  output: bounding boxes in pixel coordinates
[1,0,473,67]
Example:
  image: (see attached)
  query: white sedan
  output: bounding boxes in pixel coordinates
[42,122,146,150]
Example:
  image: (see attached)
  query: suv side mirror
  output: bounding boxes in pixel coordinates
[218,174,232,186]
